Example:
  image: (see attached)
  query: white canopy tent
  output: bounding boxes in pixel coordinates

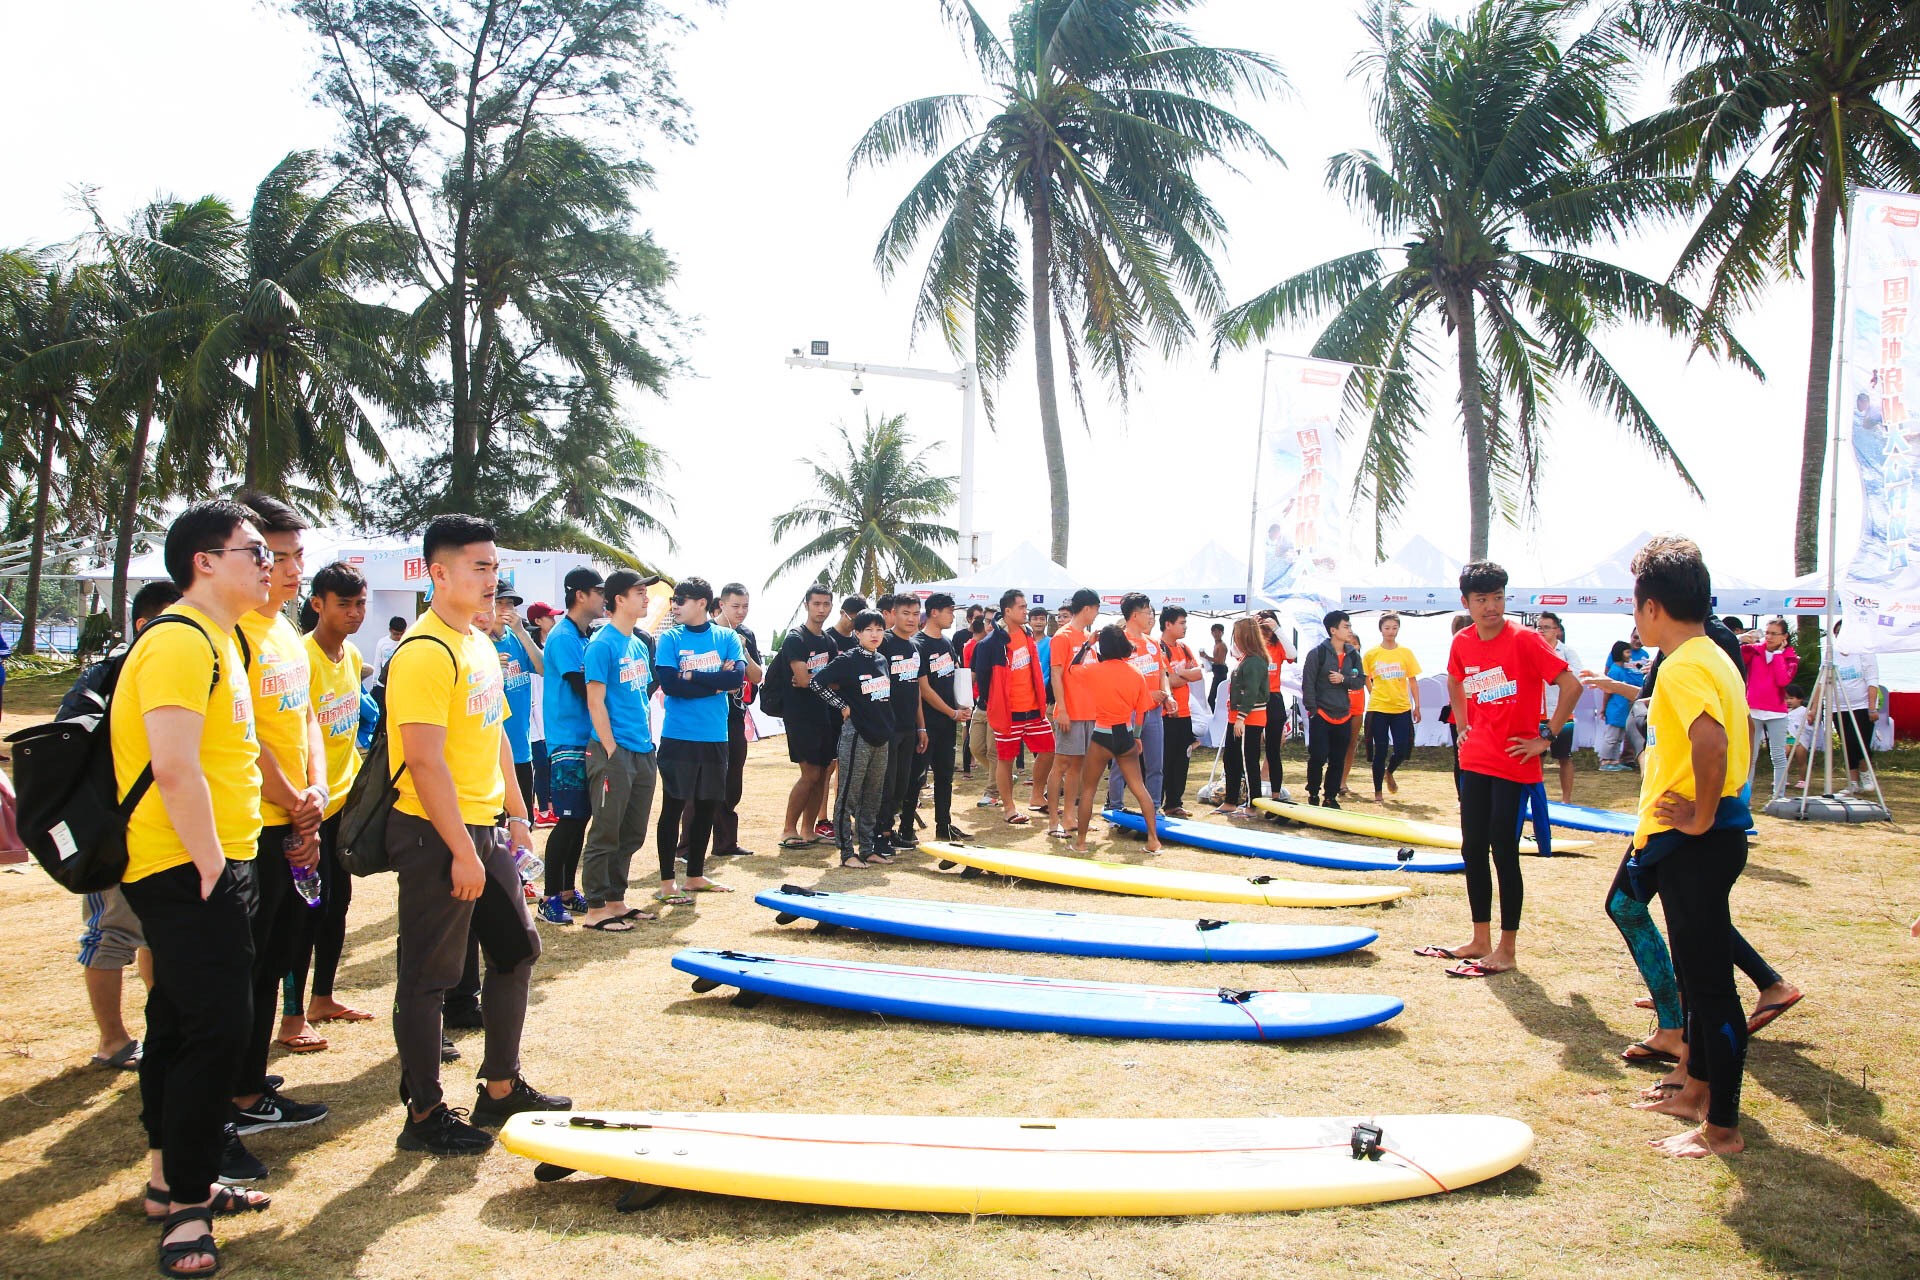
[901,541,1082,610]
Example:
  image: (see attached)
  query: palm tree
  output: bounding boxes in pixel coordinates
[1216,0,1755,558]
[80,194,239,632]
[768,411,957,598]
[1617,0,1920,589]
[852,0,1283,565]
[0,253,108,654]
[503,389,676,572]
[177,151,412,500]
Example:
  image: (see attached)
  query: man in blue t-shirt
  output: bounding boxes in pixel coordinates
[488,590,544,813]
[650,577,744,901]
[578,570,658,930]
[535,566,604,921]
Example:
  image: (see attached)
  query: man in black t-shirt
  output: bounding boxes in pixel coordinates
[874,594,928,848]
[776,585,839,846]
[914,592,971,840]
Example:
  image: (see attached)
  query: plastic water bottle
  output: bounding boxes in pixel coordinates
[513,845,544,883]
[286,832,322,908]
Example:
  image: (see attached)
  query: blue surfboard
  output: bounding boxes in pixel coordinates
[1546,800,1753,837]
[1104,809,1466,874]
[754,887,1376,961]
[673,949,1403,1041]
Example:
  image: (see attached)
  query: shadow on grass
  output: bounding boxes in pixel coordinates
[1481,971,1627,1080]
[0,1058,129,1150]
[1719,1117,1920,1275]
[1741,862,1811,887]
[1747,1039,1900,1147]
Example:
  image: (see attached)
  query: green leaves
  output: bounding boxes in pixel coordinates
[768,411,957,598]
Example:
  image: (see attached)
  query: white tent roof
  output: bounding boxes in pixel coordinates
[1135,540,1252,613]
[1353,534,1465,589]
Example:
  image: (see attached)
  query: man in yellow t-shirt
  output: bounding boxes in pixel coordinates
[1362,611,1423,801]
[385,514,567,1157]
[1622,536,1752,1162]
[230,492,332,1145]
[278,559,372,1054]
[115,500,274,1260]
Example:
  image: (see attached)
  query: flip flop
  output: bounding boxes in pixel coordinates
[1748,992,1803,1034]
[311,1006,374,1023]
[1444,961,1503,978]
[1620,1040,1680,1066]
[274,1031,329,1053]
[1411,945,1462,959]
[687,882,735,893]
[653,891,694,906]
[1004,812,1032,825]
[619,908,658,922]
[90,1040,142,1071]
[582,918,635,932]
[778,837,812,849]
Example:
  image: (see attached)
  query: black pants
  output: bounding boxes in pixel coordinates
[684,707,751,855]
[514,760,534,816]
[544,819,585,898]
[1223,723,1264,805]
[1306,716,1354,803]
[285,812,351,1011]
[1459,770,1525,931]
[879,727,920,838]
[240,825,305,1097]
[1367,709,1415,791]
[1207,664,1227,710]
[447,928,482,1014]
[1647,828,1751,1127]
[1263,693,1287,787]
[1162,715,1195,807]
[657,740,726,880]
[915,715,957,834]
[122,859,255,1205]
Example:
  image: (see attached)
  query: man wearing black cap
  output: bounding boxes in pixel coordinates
[536,566,605,923]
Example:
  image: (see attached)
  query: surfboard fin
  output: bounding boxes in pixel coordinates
[773,913,799,925]
[689,978,722,993]
[615,1182,669,1213]
[812,921,842,935]
[781,883,820,896]
[533,1162,577,1182]
[732,990,766,1009]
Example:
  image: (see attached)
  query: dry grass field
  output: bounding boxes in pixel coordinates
[2,687,1918,1278]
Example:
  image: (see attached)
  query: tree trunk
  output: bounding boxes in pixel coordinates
[245,355,266,491]
[1794,171,1842,659]
[1449,291,1493,561]
[18,407,58,657]
[111,387,156,637]
[1026,187,1072,568]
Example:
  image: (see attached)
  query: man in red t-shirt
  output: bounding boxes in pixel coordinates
[1423,561,1581,978]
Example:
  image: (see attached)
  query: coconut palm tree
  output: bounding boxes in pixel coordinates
[1616,0,1920,587]
[852,0,1284,566]
[0,253,109,654]
[768,411,957,598]
[1215,0,1756,558]
[176,151,412,500]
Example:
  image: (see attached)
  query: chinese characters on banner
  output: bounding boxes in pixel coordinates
[1254,356,1353,599]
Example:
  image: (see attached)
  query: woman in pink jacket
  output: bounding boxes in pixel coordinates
[1741,617,1799,799]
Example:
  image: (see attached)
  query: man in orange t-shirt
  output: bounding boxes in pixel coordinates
[1259,611,1294,799]
[1158,606,1206,816]
[1047,588,1103,838]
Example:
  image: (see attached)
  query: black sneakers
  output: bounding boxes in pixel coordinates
[232,1088,330,1135]
[471,1076,572,1127]
[217,1123,267,1183]
[441,1035,460,1063]
[937,825,971,842]
[397,1104,493,1156]
[442,1003,485,1030]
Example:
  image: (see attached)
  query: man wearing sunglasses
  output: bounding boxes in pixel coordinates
[650,578,744,904]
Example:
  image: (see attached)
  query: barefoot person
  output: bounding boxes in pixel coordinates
[1421,562,1580,977]
[1619,537,1755,1159]
[650,578,744,904]
[1073,626,1161,853]
[1047,589,1102,839]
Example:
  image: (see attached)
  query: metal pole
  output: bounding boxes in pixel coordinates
[1245,351,1276,605]
[959,363,978,574]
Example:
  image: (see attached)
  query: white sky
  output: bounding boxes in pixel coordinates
[4,0,1850,636]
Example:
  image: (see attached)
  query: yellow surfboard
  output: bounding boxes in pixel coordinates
[1250,799,1594,854]
[502,1110,1535,1216]
[922,842,1409,907]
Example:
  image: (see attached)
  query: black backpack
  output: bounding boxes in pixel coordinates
[334,634,454,877]
[5,614,220,893]
[758,638,789,717]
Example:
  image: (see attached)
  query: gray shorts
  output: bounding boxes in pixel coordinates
[1055,719,1094,756]
[79,885,145,969]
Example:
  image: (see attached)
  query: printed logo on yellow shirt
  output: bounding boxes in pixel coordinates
[316,688,358,738]
[466,666,505,725]
[230,668,255,735]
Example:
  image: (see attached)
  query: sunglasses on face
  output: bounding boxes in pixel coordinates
[206,544,271,566]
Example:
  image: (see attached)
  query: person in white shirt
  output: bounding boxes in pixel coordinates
[1826,620,1882,791]
[1536,612,1582,802]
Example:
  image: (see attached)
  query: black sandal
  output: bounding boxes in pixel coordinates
[839,854,870,868]
[144,1184,270,1223]
[157,1206,218,1278]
